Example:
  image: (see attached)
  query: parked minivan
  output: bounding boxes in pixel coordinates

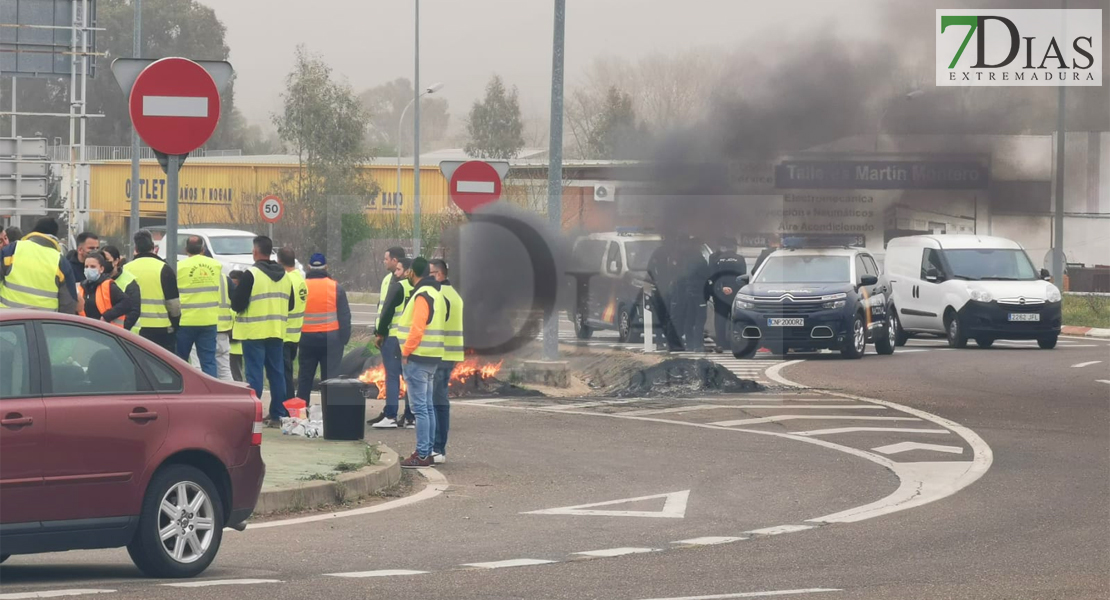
[884,235,1062,349]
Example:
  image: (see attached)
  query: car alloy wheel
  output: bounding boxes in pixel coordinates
[158,481,216,564]
[619,309,631,341]
[888,317,896,347]
[854,319,866,353]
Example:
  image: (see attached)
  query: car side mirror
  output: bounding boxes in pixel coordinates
[925,267,939,282]
[739,274,751,285]
[1040,268,1051,281]
[860,274,879,286]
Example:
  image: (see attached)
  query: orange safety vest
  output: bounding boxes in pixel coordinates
[78,279,125,328]
[301,277,339,333]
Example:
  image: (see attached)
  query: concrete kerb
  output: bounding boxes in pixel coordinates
[1061,325,1110,339]
[254,445,402,515]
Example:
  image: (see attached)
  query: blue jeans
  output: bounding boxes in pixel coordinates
[244,338,287,420]
[381,337,413,420]
[403,360,438,458]
[433,361,454,455]
[177,325,217,378]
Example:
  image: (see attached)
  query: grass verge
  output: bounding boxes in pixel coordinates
[1063,294,1110,329]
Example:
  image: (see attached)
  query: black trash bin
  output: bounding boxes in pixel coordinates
[320,378,367,440]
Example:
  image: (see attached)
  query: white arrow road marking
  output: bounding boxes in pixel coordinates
[574,547,660,557]
[712,415,918,427]
[455,180,496,193]
[0,591,117,599]
[524,490,689,518]
[872,442,964,455]
[637,588,841,600]
[463,558,556,569]
[1071,360,1103,368]
[142,95,208,118]
[161,579,282,588]
[326,570,428,578]
[795,427,950,436]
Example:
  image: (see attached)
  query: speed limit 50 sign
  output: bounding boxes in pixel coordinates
[259,195,284,223]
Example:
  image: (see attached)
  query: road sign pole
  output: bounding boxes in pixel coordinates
[412,0,422,257]
[165,153,179,269]
[129,0,141,249]
[543,0,566,361]
[268,221,273,240]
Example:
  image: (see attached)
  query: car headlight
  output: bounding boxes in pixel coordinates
[822,300,847,309]
[968,288,993,303]
[1046,286,1062,303]
[734,294,756,310]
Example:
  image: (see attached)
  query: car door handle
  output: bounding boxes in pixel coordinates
[1,414,33,427]
[128,410,159,422]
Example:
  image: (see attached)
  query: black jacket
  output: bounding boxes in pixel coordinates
[66,250,86,284]
[231,259,296,314]
[708,250,747,307]
[376,278,407,338]
[122,252,181,331]
[82,277,137,325]
[301,270,352,347]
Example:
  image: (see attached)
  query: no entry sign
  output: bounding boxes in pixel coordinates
[448,160,503,213]
[129,57,221,156]
[259,195,284,223]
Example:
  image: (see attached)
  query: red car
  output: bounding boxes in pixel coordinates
[0,310,265,578]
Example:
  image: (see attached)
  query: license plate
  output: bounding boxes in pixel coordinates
[1008,313,1040,322]
[767,318,805,327]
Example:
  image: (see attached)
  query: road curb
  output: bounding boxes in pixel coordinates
[254,444,401,514]
[1061,325,1110,339]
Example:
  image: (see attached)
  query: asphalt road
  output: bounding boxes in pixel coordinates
[1,336,1107,600]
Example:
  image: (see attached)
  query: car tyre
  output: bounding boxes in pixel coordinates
[975,338,995,349]
[875,315,896,355]
[572,309,593,340]
[840,314,866,359]
[732,338,758,359]
[891,310,909,346]
[1037,336,1058,349]
[946,312,968,349]
[617,305,634,343]
[127,464,224,579]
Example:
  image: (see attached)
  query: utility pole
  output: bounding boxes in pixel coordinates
[412,0,422,256]
[543,0,566,361]
[1051,0,1067,290]
[129,0,142,249]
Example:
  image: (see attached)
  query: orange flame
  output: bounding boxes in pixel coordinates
[357,358,503,399]
[358,365,407,400]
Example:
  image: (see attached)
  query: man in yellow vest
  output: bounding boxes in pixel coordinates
[231,236,295,423]
[369,257,415,428]
[429,259,463,465]
[0,217,79,314]
[176,236,223,378]
[278,246,307,401]
[397,257,446,468]
[118,230,181,351]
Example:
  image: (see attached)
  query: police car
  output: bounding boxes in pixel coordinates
[568,229,663,342]
[730,237,896,359]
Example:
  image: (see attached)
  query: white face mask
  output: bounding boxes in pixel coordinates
[84,268,101,282]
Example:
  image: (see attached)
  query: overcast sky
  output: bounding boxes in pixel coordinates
[196,0,882,128]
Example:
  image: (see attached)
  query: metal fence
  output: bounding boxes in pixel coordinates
[47,145,242,162]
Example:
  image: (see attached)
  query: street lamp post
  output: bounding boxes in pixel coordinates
[396,82,443,229]
[875,89,923,153]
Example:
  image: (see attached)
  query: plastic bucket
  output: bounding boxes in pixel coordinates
[283,397,308,419]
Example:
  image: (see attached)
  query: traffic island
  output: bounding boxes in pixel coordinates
[254,429,401,515]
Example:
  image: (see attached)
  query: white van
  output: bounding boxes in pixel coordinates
[883,235,1062,349]
[152,227,303,275]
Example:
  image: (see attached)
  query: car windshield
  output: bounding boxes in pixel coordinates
[754,255,851,284]
[625,240,662,271]
[942,249,1038,281]
[208,236,256,256]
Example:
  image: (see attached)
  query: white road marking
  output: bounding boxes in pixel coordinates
[638,590,841,600]
[1062,344,1099,348]
[712,415,918,427]
[0,591,116,600]
[142,95,208,118]
[463,558,556,569]
[1070,361,1102,368]
[326,570,428,578]
[745,524,816,536]
[456,398,510,405]
[895,349,931,353]
[1098,380,1110,385]
[540,398,650,411]
[764,360,808,387]
[161,579,282,588]
[524,490,689,518]
[795,427,950,436]
[672,536,747,546]
[621,403,877,416]
[574,547,660,557]
[872,442,964,455]
[455,180,496,193]
[249,468,448,530]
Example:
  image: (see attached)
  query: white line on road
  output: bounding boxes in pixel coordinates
[871,442,964,455]
[142,95,208,117]
[745,524,816,536]
[1071,361,1103,368]
[895,349,932,353]
[0,591,116,600]
[161,579,282,588]
[711,415,919,427]
[764,360,808,387]
[524,490,689,518]
[574,547,660,557]
[326,570,428,578]
[462,558,556,569]
[540,398,650,410]
[795,427,950,436]
[672,536,747,546]
[249,468,448,530]
[638,589,841,600]
[1098,380,1110,385]
[621,404,878,416]
[1062,344,1100,348]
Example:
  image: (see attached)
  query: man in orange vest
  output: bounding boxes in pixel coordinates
[296,253,352,403]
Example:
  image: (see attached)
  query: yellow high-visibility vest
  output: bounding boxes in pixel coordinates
[125,256,170,328]
[0,238,62,311]
[440,283,465,362]
[395,282,445,360]
[285,269,307,343]
[233,267,290,341]
[177,254,223,327]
